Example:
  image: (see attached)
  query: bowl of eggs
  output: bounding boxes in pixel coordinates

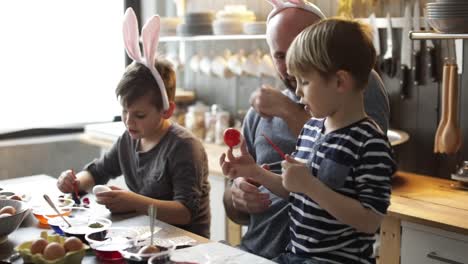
[0,198,31,244]
[31,197,74,226]
[15,231,88,264]
[85,227,139,262]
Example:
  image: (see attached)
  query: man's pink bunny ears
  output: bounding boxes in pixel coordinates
[266,0,326,23]
[123,7,169,111]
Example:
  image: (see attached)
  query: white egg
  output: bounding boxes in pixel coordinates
[92,185,111,194]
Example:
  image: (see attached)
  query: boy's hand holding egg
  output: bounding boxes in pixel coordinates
[93,185,112,203]
[92,185,112,195]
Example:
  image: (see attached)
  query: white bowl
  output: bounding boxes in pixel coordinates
[0,199,30,243]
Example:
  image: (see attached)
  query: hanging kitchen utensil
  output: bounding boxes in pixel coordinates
[424,10,438,82]
[381,13,396,78]
[439,41,461,154]
[400,5,412,99]
[434,61,451,153]
[369,13,381,67]
[412,0,422,86]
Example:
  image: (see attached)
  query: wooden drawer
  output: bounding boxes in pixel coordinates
[401,222,468,264]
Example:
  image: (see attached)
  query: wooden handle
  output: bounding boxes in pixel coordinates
[433,63,451,153]
[443,63,461,154]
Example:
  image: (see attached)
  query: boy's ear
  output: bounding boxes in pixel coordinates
[161,101,176,119]
[335,70,353,93]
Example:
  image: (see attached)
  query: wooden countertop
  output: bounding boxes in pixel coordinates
[389,171,468,235]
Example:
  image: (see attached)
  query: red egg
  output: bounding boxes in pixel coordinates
[223,128,241,148]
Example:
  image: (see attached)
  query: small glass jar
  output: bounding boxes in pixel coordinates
[215,111,230,145]
[204,105,219,143]
[185,102,208,139]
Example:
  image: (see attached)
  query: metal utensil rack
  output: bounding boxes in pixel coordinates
[410,31,464,74]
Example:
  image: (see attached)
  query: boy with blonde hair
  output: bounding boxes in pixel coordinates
[220,18,396,263]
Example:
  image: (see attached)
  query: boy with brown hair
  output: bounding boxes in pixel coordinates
[57,8,210,238]
[220,18,396,263]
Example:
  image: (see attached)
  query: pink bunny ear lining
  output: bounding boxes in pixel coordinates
[123,7,143,62]
[141,15,161,65]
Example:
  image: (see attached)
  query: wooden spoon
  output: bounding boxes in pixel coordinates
[433,62,451,153]
[440,63,462,154]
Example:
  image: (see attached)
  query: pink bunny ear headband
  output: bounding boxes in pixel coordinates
[123,7,170,111]
[266,0,326,23]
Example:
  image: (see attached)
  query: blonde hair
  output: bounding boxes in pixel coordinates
[286,18,376,89]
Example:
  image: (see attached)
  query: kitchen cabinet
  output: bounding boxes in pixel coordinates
[379,171,468,264]
[401,221,468,264]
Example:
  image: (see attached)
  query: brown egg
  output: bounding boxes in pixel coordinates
[63,237,83,252]
[9,195,22,201]
[0,213,12,218]
[138,245,160,254]
[30,238,48,254]
[43,242,65,260]
[0,205,16,215]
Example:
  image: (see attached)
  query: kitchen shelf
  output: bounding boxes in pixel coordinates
[160,34,266,42]
[410,31,468,40]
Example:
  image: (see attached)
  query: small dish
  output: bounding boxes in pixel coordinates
[32,198,74,226]
[85,227,138,262]
[147,250,173,264]
[120,245,173,264]
[61,217,112,243]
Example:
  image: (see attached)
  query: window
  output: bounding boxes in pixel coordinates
[0,0,125,133]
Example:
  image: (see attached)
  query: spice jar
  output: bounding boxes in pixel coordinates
[185,102,208,139]
[205,105,220,143]
[215,111,230,145]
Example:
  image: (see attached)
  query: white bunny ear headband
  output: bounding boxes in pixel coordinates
[123,7,170,111]
[266,0,326,23]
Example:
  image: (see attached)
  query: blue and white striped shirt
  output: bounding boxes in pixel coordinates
[287,118,396,264]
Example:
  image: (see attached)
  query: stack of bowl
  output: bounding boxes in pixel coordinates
[426,0,468,33]
[160,17,181,36]
[177,12,214,36]
[243,21,267,35]
[213,5,256,35]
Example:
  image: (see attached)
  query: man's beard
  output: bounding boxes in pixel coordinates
[281,75,296,92]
